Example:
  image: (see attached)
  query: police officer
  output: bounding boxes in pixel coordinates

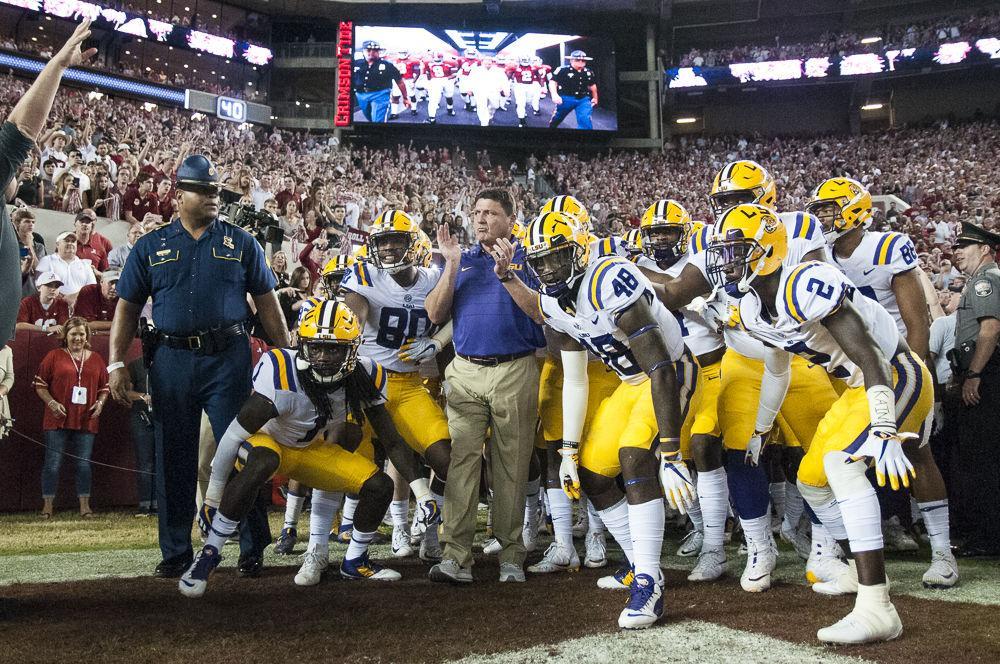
[353,40,409,123]
[548,50,598,130]
[951,221,1000,557]
[108,155,291,577]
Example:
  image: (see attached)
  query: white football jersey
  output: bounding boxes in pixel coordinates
[733,261,901,388]
[691,211,828,360]
[251,349,388,449]
[589,235,631,262]
[539,256,685,386]
[636,249,723,358]
[830,230,918,335]
[341,263,441,373]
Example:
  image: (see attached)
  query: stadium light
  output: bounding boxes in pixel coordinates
[675,117,698,124]
[861,102,884,110]
[861,37,882,44]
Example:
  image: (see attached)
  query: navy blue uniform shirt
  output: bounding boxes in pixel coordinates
[551,66,596,97]
[452,239,545,357]
[117,218,276,335]
[352,58,402,92]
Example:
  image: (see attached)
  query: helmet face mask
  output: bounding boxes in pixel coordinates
[300,339,356,384]
[297,300,363,385]
[805,200,845,243]
[806,177,872,245]
[370,231,415,273]
[641,225,687,265]
[527,244,582,296]
[708,189,759,219]
[706,233,764,298]
[322,270,348,297]
[707,203,787,298]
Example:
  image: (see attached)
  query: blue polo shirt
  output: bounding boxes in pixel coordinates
[117,218,276,335]
[452,241,545,357]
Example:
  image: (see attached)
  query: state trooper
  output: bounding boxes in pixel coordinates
[109,155,291,578]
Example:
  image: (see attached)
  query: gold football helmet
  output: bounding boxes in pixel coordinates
[297,300,362,384]
[706,204,787,297]
[524,211,591,296]
[708,160,777,219]
[639,199,692,265]
[368,209,427,273]
[320,254,356,297]
[540,195,591,231]
[806,177,873,245]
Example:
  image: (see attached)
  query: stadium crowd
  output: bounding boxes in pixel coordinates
[672,8,1000,67]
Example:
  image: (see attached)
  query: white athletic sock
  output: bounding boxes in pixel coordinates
[546,488,574,549]
[837,487,883,553]
[283,491,306,530]
[919,500,951,552]
[340,496,359,531]
[425,492,444,546]
[346,529,376,560]
[390,499,409,529]
[205,512,239,552]
[598,497,634,564]
[783,481,805,529]
[856,581,892,611]
[308,490,342,553]
[806,492,849,541]
[628,498,665,581]
[811,522,838,558]
[769,482,786,522]
[698,468,729,551]
[740,514,771,550]
[524,477,540,530]
[586,499,605,535]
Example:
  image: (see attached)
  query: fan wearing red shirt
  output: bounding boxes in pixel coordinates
[73,270,120,331]
[275,175,301,214]
[33,317,109,518]
[17,272,71,333]
[124,173,158,226]
[73,209,113,273]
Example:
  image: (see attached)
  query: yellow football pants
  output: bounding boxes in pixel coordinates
[239,433,378,494]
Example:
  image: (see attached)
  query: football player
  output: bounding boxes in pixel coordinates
[510,56,541,127]
[705,204,931,644]
[180,302,439,597]
[807,177,958,588]
[424,52,458,124]
[457,48,480,111]
[341,209,453,563]
[540,194,630,260]
[636,200,727,563]
[640,160,845,591]
[390,50,422,117]
[494,211,695,630]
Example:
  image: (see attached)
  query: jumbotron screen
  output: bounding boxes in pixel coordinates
[347,25,618,131]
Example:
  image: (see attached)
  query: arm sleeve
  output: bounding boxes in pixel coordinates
[206,418,253,506]
[756,349,791,433]
[560,350,589,444]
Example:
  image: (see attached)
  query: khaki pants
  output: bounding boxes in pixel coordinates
[441,354,539,567]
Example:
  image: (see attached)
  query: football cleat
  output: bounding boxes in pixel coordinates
[780,521,811,560]
[676,529,704,558]
[482,537,501,555]
[294,548,329,586]
[883,516,919,552]
[922,549,959,589]
[806,553,852,590]
[527,542,580,574]
[391,525,415,558]
[178,546,222,598]
[499,562,525,583]
[340,553,401,581]
[812,559,859,596]
[618,573,664,630]
[419,538,443,563]
[584,531,608,568]
[740,541,776,592]
[336,524,353,544]
[687,548,726,582]
[817,605,903,645]
[274,527,297,555]
[598,564,634,590]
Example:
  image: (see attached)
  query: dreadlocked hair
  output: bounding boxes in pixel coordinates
[296,361,382,427]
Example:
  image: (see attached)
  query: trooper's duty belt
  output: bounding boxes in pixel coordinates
[157,322,247,355]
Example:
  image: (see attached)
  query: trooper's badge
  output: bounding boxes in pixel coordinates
[223,235,235,250]
[975,279,993,297]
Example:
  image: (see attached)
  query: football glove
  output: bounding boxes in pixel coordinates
[559,442,582,500]
[416,498,441,526]
[198,501,218,539]
[847,426,917,490]
[745,429,770,467]
[659,452,696,515]
[399,337,442,364]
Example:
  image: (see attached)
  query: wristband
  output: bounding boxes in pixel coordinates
[866,385,897,429]
[498,271,514,283]
[965,371,982,379]
[106,361,125,373]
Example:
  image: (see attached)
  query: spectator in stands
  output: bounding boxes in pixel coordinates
[275,175,300,213]
[123,173,157,225]
[73,209,112,273]
[15,208,46,298]
[279,199,304,242]
[934,259,962,289]
[39,159,59,208]
[126,355,156,517]
[55,171,84,214]
[250,173,273,210]
[0,343,10,443]
[33,316,109,519]
[16,272,70,333]
[270,250,290,290]
[14,162,42,207]
[277,266,313,330]
[155,178,176,222]
[92,141,117,180]
[87,171,117,218]
[39,130,68,171]
[54,148,91,195]
[73,270,120,332]
[108,222,145,270]
[35,231,98,300]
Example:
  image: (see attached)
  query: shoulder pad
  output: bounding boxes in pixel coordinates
[873,232,917,268]
[586,257,646,313]
[782,261,850,324]
[689,224,711,255]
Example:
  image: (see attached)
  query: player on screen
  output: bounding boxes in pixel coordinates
[389,51,422,118]
[510,55,542,127]
[457,48,480,112]
[424,52,458,124]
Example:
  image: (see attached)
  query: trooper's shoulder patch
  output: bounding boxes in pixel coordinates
[975,279,994,297]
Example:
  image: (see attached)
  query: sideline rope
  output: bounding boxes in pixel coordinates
[8,427,155,475]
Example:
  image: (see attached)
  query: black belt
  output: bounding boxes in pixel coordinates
[458,350,534,367]
[158,322,246,354]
